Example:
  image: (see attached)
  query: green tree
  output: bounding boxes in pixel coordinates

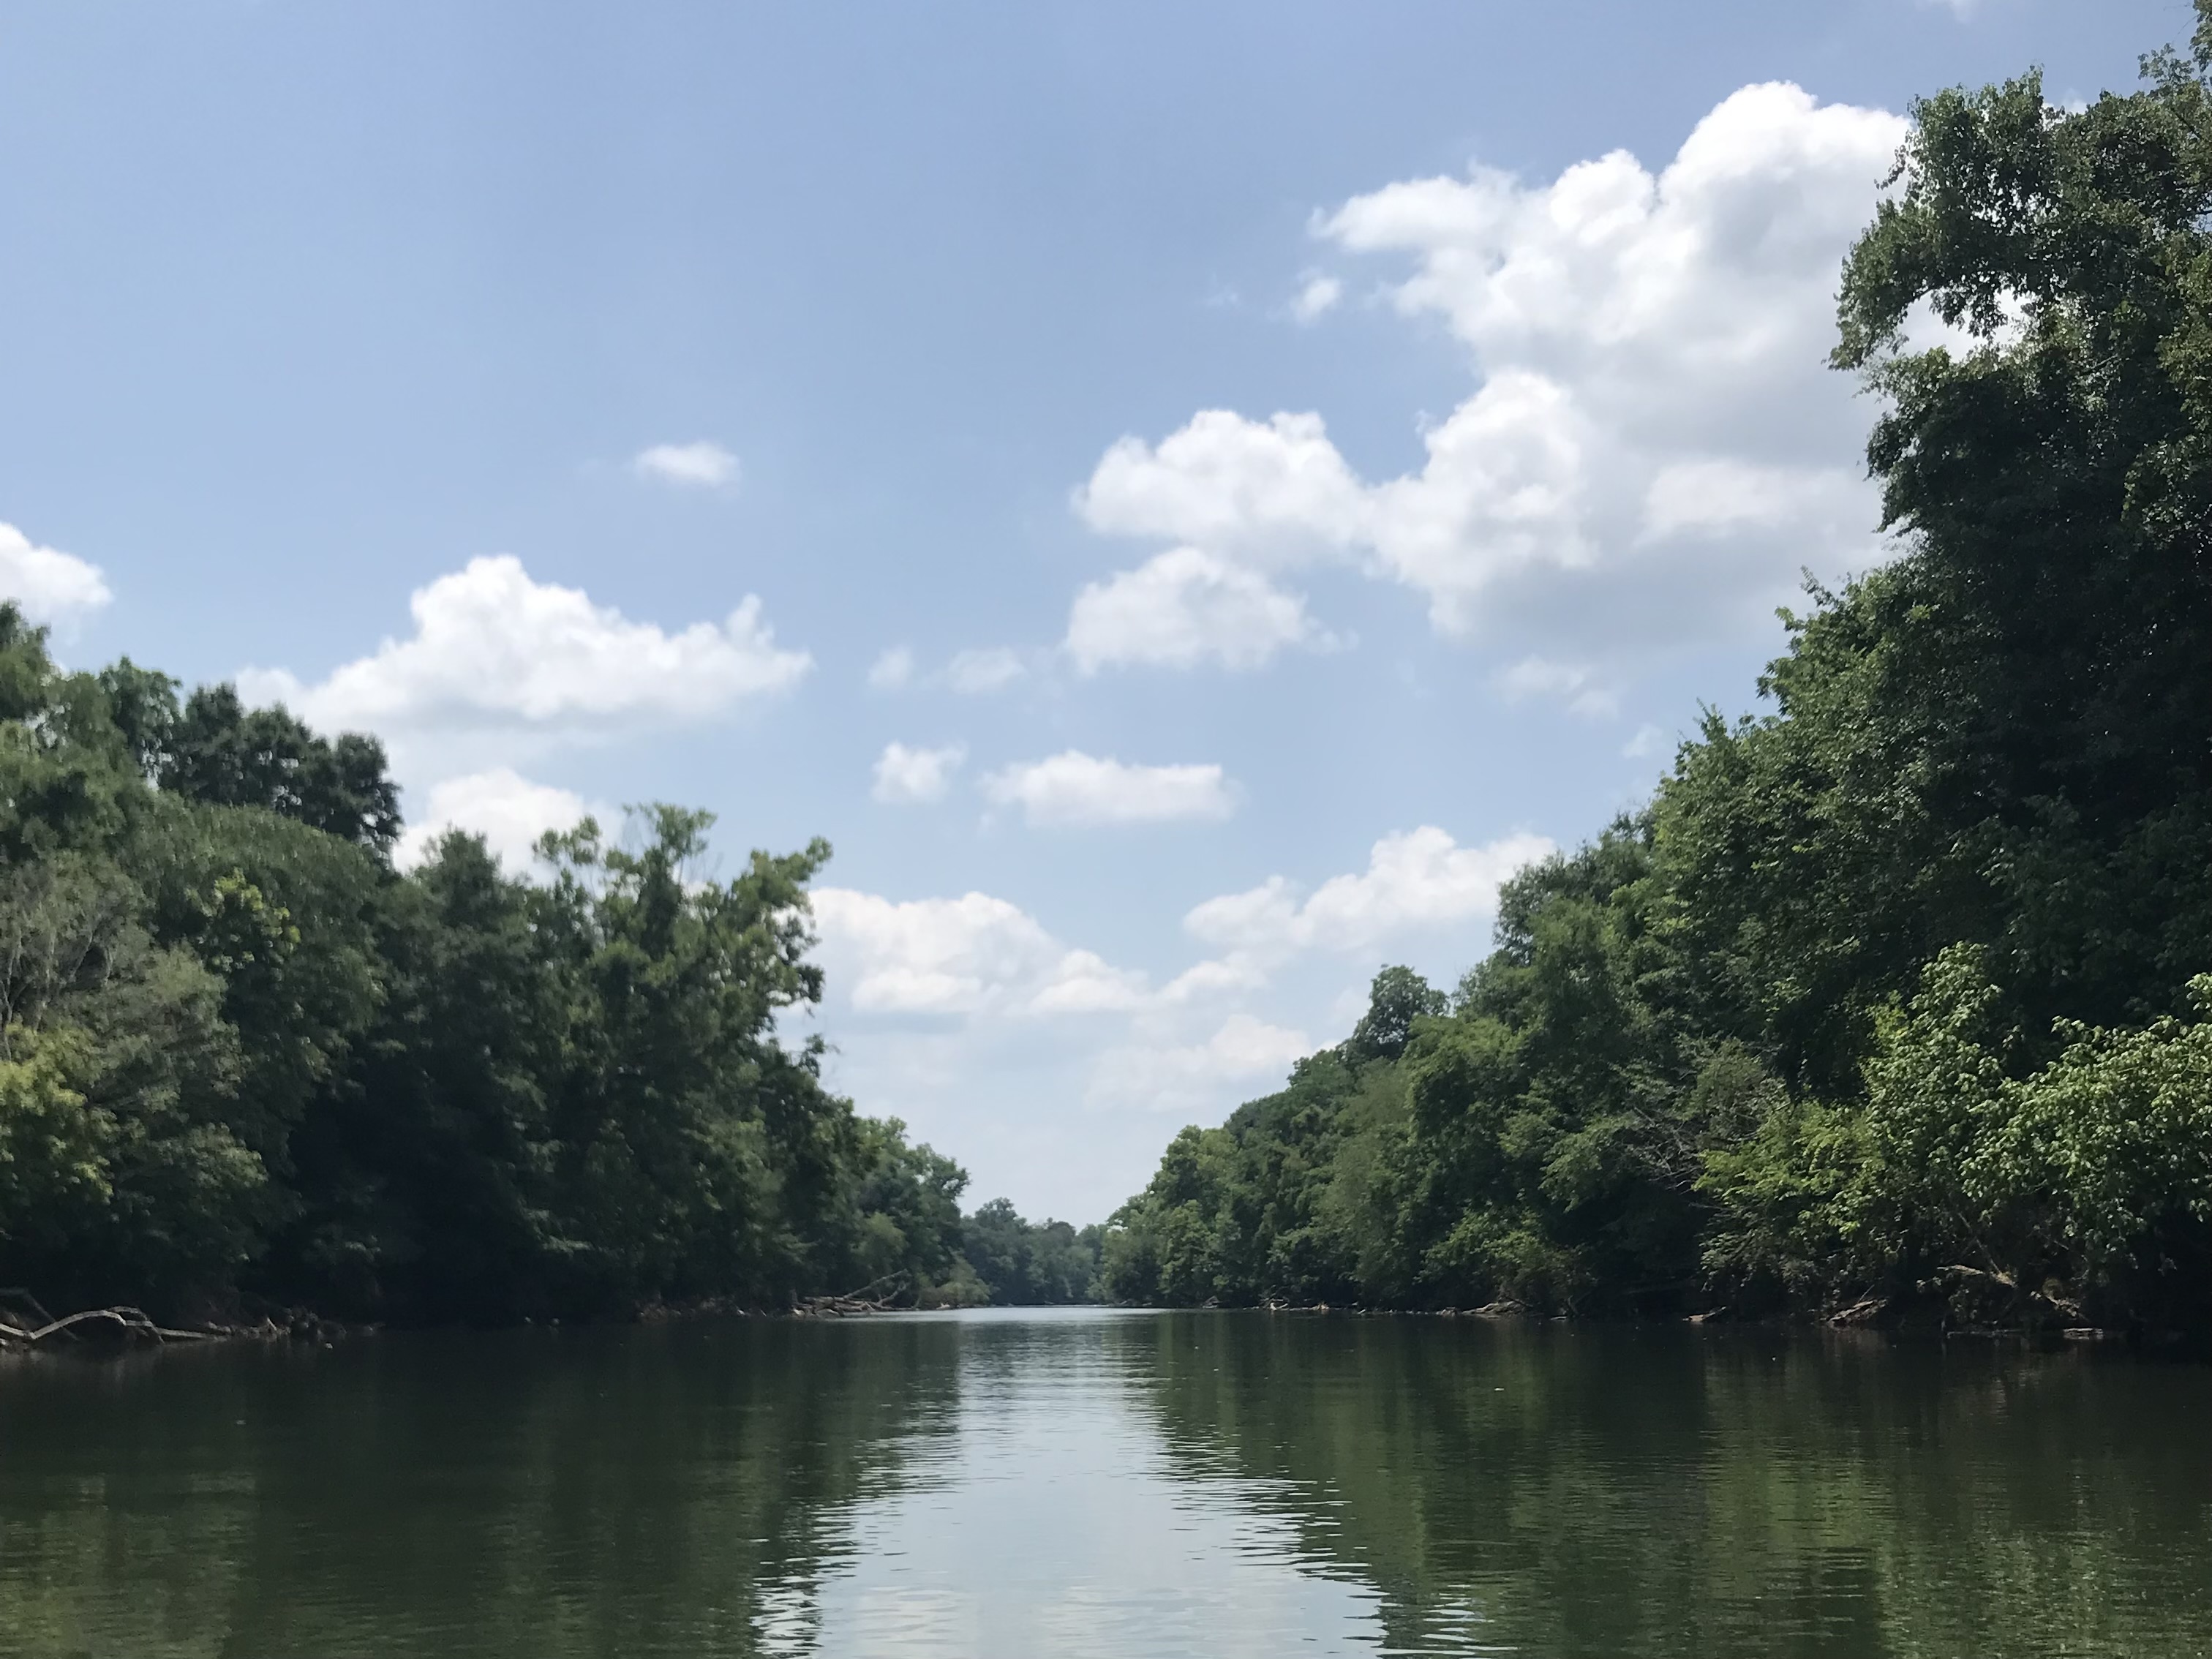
[1108,6,2212,1331]
[961,1197,1102,1304]
[162,685,402,857]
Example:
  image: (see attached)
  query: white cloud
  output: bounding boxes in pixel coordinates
[982,750,1238,828]
[1496,656,1618,719]
[1639,458,1854,542]
[1622,722,1671,760]
[1064,546,1323,673]
[238,555,810,738]
[944,647,1029,695]
[1077,409,1366,566]
[807,829,1549,1203]
[0,521,111,628]
[1290,273,1343,324]
[632,440,740,489]
[1087,1015,1312,1111]
[872,741,966,805]
[868,645,917,691]
[810,887,1148,1016]
[1073,83,1905,657]
[395,767,606,872]
[1154,955,1273,1004]
[811,832,1545,1140]
[1185,826,1554,960]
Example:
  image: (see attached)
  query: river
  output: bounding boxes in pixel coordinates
[1,1309,2205,1658]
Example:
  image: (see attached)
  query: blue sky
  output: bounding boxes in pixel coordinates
[0,0,2180,1222]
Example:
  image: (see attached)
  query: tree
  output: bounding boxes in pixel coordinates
[1107,7,2212,1331]
[1346,966,1445,1064]
[961,1198,1101,1304]
[0,629,986,1323]
[162,685,402,857]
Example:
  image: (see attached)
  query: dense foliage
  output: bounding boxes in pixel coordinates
[0,622,998,1323]
[955,1199,1104,1306]
[1105,18,2212,1335]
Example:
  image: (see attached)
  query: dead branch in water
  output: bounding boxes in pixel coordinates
[0,1304,211,1349]
[794,1272,910,1317]
[0,1288,58,1329]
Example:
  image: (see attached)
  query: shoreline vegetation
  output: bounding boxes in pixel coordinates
[0,1291,2160,1363]
[1102,12,2212,1345]
[11,12,2212,1355]
[0,615,1102,1341]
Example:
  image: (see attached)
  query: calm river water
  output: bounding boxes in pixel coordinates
[1,1309,2207,1658]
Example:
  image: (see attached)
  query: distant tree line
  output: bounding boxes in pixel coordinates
[952,1200,1103,1306]
[1104,17,2212,1336]
[0,627,1094,1321]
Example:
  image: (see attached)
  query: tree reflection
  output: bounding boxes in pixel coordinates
[0,1320,963,1658]
[1117,1314,2212,1659]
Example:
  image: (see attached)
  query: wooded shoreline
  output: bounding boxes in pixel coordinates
[1097,10,2212,1339]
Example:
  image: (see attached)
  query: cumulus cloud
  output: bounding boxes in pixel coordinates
[1064,546,1323,673]
[395,767,607,872]
[1184,826,1554,961]
[1087,1014,1313,1110]
[808,824,1552,1168]
[238,555,810,738]
[1072,83,1906,658]
[1078,409,1366,565]
[810,887,1148,1016]
[873,741,966,805]
[1290,273,1343,323]
[632,440,740,489]
[1497,656,1618,719]
[0,521,112,627]
[982,751,1238,828]
[814,830,1538,1032]
[1638,458,1859,543]
[868,645,917,690]
[943,647,1030,694]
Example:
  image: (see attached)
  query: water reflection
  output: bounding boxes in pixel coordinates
[1,1311,2207,1658]
[0,1319,965,1658]
[1120,1314,2212,1658]
[780,1309,1393,1658]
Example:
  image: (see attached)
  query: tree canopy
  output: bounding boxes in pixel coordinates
[1105,13,2212,1336]
[0,623,1012,1322]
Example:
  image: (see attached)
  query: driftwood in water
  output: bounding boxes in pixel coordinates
[0,1303,210,1349]
[794,1272,910,1317]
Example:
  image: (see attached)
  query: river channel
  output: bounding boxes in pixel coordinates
[1,1309,2205,1658]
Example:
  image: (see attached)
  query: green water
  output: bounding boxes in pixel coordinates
[1,1309,2206,1658]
